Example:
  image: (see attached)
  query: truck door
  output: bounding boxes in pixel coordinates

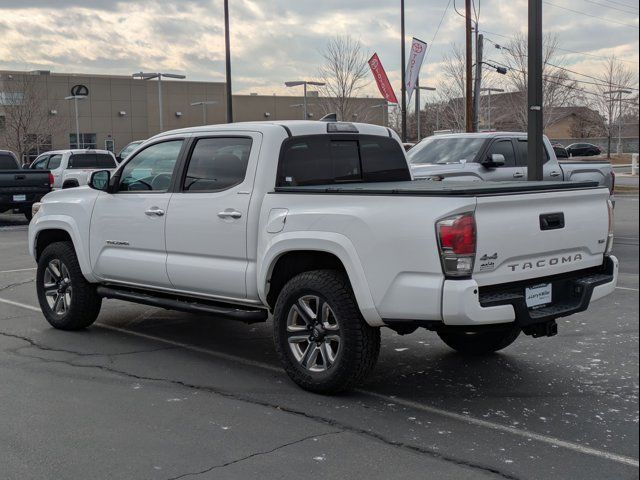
[165,133,261,299]
[480,138,525,181]
[89,139,185,288]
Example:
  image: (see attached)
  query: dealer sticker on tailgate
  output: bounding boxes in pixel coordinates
[13,194,26,202]
[525,283,552,308]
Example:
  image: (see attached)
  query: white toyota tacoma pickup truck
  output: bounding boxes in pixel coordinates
[28,120,618,393]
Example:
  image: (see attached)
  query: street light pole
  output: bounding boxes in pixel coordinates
[416,85,436,141]
[224,0,233,123]
[133,72,186,133]
[64,95,87,148]
[480,87,504,129]
[605,89,632,155]
[191,101,219,125]
[527,0,544,181]
[285,81,325,119]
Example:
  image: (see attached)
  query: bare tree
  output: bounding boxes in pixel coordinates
[0,73,60,164]
[590,56,638,157]
[499,33,579,130]
[434,44,467,132]
[317,36,371,121]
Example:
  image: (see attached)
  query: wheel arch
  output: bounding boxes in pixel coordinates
[259,234,382,326]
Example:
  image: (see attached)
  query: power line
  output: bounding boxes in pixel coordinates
[480,29,639,65]
[582,0,639,15]
[426,0,453,58]
[543,1,639,29]
[603,0,640,11]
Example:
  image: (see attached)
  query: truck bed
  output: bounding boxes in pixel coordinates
[274,179,599,196]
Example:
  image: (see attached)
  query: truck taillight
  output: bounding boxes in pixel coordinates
[437,212,476,277]
[49,173,54,187]
[605,199,614,255]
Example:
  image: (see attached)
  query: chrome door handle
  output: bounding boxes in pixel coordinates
[513,172,525,178]
[550,171,561,177]
[218,209,242,219]
[145,207,165,217]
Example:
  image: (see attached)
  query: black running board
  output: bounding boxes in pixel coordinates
[96,285,268,324]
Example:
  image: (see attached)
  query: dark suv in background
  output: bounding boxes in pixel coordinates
[566,143,602,157]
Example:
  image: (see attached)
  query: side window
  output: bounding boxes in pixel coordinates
[118,140,183,192]
[182,137,252,192]
[47,154,62,170]
[31,157,49,169]
[516,140,550,166]
[487,140,516,167]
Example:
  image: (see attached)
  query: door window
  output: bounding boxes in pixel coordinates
[182,137,252,192]
[516,139,550,166]
[487,140,516,167]
[118,140,183,192]
[47,154,62,170]
[31,157,49,169]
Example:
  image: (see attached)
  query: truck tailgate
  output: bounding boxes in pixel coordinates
[473,187,610,286]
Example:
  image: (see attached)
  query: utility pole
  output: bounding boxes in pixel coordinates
[527,0,544,181]
[401,0,407,141]
[472,34,484,132]
[465,0,473,133]
[224,0,233,123]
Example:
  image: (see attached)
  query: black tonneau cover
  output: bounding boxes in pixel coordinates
[274,179,600,196]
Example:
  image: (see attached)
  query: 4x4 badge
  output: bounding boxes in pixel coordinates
[480,253,498,261]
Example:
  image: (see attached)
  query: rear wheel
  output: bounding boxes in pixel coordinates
[36,241,102,330]
[24,210,32,222]
[437,326,520,355]
[273,270,380,394]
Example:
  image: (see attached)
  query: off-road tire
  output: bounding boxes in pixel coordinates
[437,326,521,355]
[36,241,102,330]
[273,270,380,394]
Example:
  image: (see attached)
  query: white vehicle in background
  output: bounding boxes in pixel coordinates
[30,149,118,189]
[116,140,145,163]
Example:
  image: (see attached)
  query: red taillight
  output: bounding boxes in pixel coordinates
[437,213,476,277]
[438,214,476,255]
[48,172,54,188]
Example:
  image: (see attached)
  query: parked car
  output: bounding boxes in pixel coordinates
[552,143,569,159]
[116,140,145,163]
[566,143,602,157]
[30,149,117,189]
[0,149,52,220]
[29,121,617,393]
[409,132,615,192]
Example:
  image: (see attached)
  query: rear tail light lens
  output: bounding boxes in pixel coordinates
[605,199,614,255]
[48,172,54,188]
[437,212,476,277]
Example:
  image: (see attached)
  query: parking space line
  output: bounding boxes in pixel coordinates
[0,267,37,274]
[616,286,639,292]
[0,296,637,468]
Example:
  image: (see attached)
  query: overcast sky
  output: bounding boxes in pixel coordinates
[0,0,638,97]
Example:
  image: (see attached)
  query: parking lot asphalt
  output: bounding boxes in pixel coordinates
[0,196,638,480]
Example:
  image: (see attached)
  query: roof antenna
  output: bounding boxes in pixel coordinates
[319,113,337,122]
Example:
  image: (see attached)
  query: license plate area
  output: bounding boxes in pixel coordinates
[13,194,26,202]
[525,283,552,308]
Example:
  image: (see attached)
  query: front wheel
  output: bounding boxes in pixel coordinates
[437,326,521,355]
[36,241,102,330]
[273,270,380,394]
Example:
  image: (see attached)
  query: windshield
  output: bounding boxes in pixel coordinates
[407,137,485,165]
[118,141,143,160]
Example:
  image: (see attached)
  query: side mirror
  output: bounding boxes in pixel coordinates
[481,153,505,169]
[89,170,110,191]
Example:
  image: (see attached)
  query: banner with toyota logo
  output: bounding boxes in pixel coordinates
[405,37,427,102]
[368,53,398,105]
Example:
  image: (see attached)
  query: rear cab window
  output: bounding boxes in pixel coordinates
[0,154,18,170]
[68,153,116,169]
[277,135,409,187]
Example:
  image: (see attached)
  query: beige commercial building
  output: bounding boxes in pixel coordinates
[0,70,387,161]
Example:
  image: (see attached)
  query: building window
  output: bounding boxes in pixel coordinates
[0,92,24,106]
[70,133,97,149]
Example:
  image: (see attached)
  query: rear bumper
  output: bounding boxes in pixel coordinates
[442,256,618,327]
[0,191,48,211]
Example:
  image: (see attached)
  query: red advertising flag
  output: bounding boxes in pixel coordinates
[368,53,398,104]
